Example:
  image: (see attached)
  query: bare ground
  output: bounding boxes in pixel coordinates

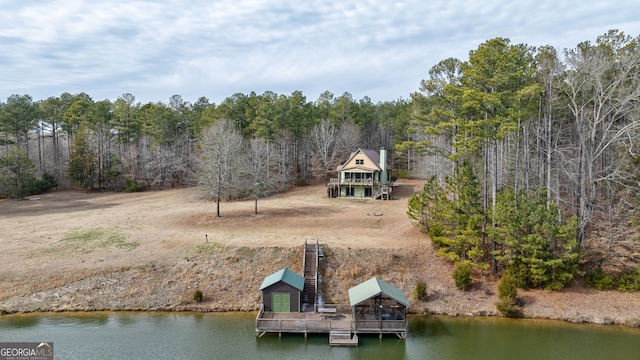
[0,180,639,327]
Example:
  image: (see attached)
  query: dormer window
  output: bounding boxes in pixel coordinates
[356,159,364,165]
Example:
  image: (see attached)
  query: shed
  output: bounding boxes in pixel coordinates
[260,268,305,313]
[349,277,409,323]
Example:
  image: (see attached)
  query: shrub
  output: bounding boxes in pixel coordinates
[22,173,58,196]
[496,273,521,317]
[585,269,614,290]
[496,298,520,317]
[394,169,409,179]
[498,273,518,300]
[586,267,640,292]
[617,268,640,291]
[38,173,58,192]
[413,280,427,301]
[125,178,146,192]
[453,261,472,290]
[193,289,203,302]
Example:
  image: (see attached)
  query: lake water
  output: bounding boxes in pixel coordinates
[1,312,639,359]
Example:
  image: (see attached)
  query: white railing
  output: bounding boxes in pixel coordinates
[340,179,373,185]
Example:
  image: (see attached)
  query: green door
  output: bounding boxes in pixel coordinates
[272,293,290,312]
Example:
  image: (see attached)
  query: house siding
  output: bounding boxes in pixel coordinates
[340,185,372,198]
[342,156,378,170]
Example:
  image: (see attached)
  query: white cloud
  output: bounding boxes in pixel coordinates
[1,0,639,104]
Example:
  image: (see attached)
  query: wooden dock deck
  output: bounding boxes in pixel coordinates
[329,330,358,347]
[256,309,352,336]
[255,308,407,341]
[255,240,407,346]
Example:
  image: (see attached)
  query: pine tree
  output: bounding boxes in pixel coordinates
[490,189,579,289]
[67,125,96,189]
[0,148,35,198]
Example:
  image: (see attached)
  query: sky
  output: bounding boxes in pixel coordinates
[1,0,640,105]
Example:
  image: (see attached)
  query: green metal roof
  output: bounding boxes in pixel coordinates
[348,277,410,307]
[259,268,304,291]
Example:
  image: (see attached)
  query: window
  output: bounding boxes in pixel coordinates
[356,159,364,165]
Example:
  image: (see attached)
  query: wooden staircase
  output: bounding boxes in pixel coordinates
[374,183,391,200]
[301,239,318,312]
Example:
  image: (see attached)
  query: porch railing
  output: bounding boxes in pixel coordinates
[354,320,406,331]
[340,179,374,185]
[256,318,343,332]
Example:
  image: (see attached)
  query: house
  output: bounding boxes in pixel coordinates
[329,147,392,199]
[259,268,305,313]
[348,277,409,338]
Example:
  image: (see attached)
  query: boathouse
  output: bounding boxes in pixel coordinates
[259,268,305,313]
[349,277,409,338]
[255,243,409,346]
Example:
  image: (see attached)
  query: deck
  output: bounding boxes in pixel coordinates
[329,330,358,346]
[255,240,407,346]
[256,309,352,336]
[255,307,407,340]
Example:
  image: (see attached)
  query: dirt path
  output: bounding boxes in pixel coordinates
[1,181,639,327]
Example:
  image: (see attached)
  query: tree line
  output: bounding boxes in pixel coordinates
[0,90,409,198]
[406,29,640,291]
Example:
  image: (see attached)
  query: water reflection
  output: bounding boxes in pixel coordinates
[1,312,639,360]
[408,315,451,338]
[1,314,42,329]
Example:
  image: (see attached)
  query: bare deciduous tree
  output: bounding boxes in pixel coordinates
[241,137,277,214]
[335,121,361,160]
[308,119,337,182]
[196,119,244,217]
[564,42,640,244]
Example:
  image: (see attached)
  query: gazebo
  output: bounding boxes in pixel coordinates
[348,277,409,338]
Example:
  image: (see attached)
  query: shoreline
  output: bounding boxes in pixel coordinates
[1,185,639,329]
[1,245,639,328]
[1,303,639,329]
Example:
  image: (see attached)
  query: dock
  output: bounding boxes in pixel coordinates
[329,330,358,347]
[256,240,408,346]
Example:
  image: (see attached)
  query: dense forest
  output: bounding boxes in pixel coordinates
[405,30,640,294]
[0,90,409,196]
[1,30,639,292]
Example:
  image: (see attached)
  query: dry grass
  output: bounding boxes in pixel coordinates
[1,181,640,326]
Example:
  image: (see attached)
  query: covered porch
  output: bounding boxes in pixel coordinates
[348,277,409,339]
[338,170,377,198]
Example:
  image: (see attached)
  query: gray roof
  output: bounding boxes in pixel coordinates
[361,148,382,168]
[348,277,410,307]
[259,268,304,291]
